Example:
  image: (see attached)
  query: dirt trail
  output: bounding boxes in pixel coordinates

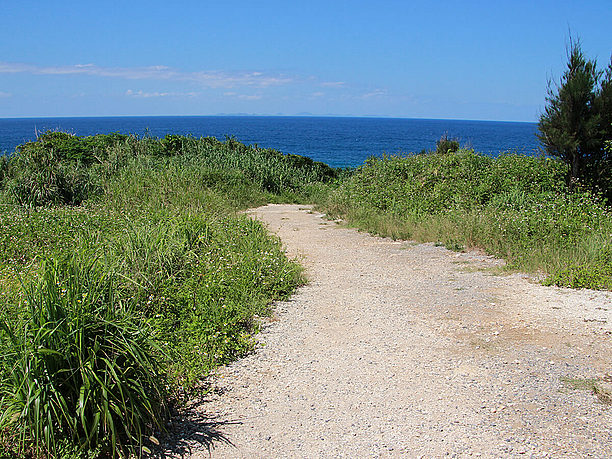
[166,204,611,458]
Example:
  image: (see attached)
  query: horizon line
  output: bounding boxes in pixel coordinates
[0,114,538,124]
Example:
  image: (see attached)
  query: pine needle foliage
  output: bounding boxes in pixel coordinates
[538,38,612,198]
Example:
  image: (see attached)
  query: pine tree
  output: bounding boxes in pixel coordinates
[538,39,602,188]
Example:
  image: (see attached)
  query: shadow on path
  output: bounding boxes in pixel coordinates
[156,397,241,458]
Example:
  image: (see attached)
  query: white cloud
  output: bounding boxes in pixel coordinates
[311,91,325,97]
[0,61,293,89]
[191,71,291,88]
[223,92,263,100]
[321,81,345,87]
[126,89,199,98]
[0,62,175,79]
[0,91,11,98]
[238,94,262,100]
[0,62,28,73]
[361,89,387,98]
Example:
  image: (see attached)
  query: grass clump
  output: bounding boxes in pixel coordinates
[560,376,612,405]
[0,257,167,457]
[435,133,460,155]
[322,149,612,289]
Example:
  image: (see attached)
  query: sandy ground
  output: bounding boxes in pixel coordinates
[162,204,611,458]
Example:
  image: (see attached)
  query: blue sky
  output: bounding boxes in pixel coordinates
[0,0,610,121]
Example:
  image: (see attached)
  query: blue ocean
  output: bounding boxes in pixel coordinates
[0,116,540,168]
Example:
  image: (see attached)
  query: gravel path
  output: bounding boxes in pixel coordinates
[164,204,611,458]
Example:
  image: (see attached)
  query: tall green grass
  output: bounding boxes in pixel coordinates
[1,258,166,457]
[0,131,326,456]
[322,149,612,289]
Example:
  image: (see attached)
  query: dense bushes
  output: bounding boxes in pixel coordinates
[0,155,9,189]
[332,150,567,215]
[1,132,340,208]
[15,131,128,164]
[323,149,612,289]
[7,149,95,207]
[435,134,460,155]
[177,135,339,195]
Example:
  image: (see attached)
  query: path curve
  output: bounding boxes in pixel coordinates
[167,204,611,458]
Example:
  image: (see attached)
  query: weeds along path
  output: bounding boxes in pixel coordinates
[169,204,612,458]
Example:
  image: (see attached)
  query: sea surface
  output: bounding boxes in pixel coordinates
[0,116,540,168]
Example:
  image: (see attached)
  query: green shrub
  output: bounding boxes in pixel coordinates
[0,257,167,457]
[4,131,340,208]
[3,131,134,207]
[7,157,95,208]
[161,134,186,156]
[435,134,460,154]
[7,135,96,207]
[182,135,340,195]
[15,131,128,165]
